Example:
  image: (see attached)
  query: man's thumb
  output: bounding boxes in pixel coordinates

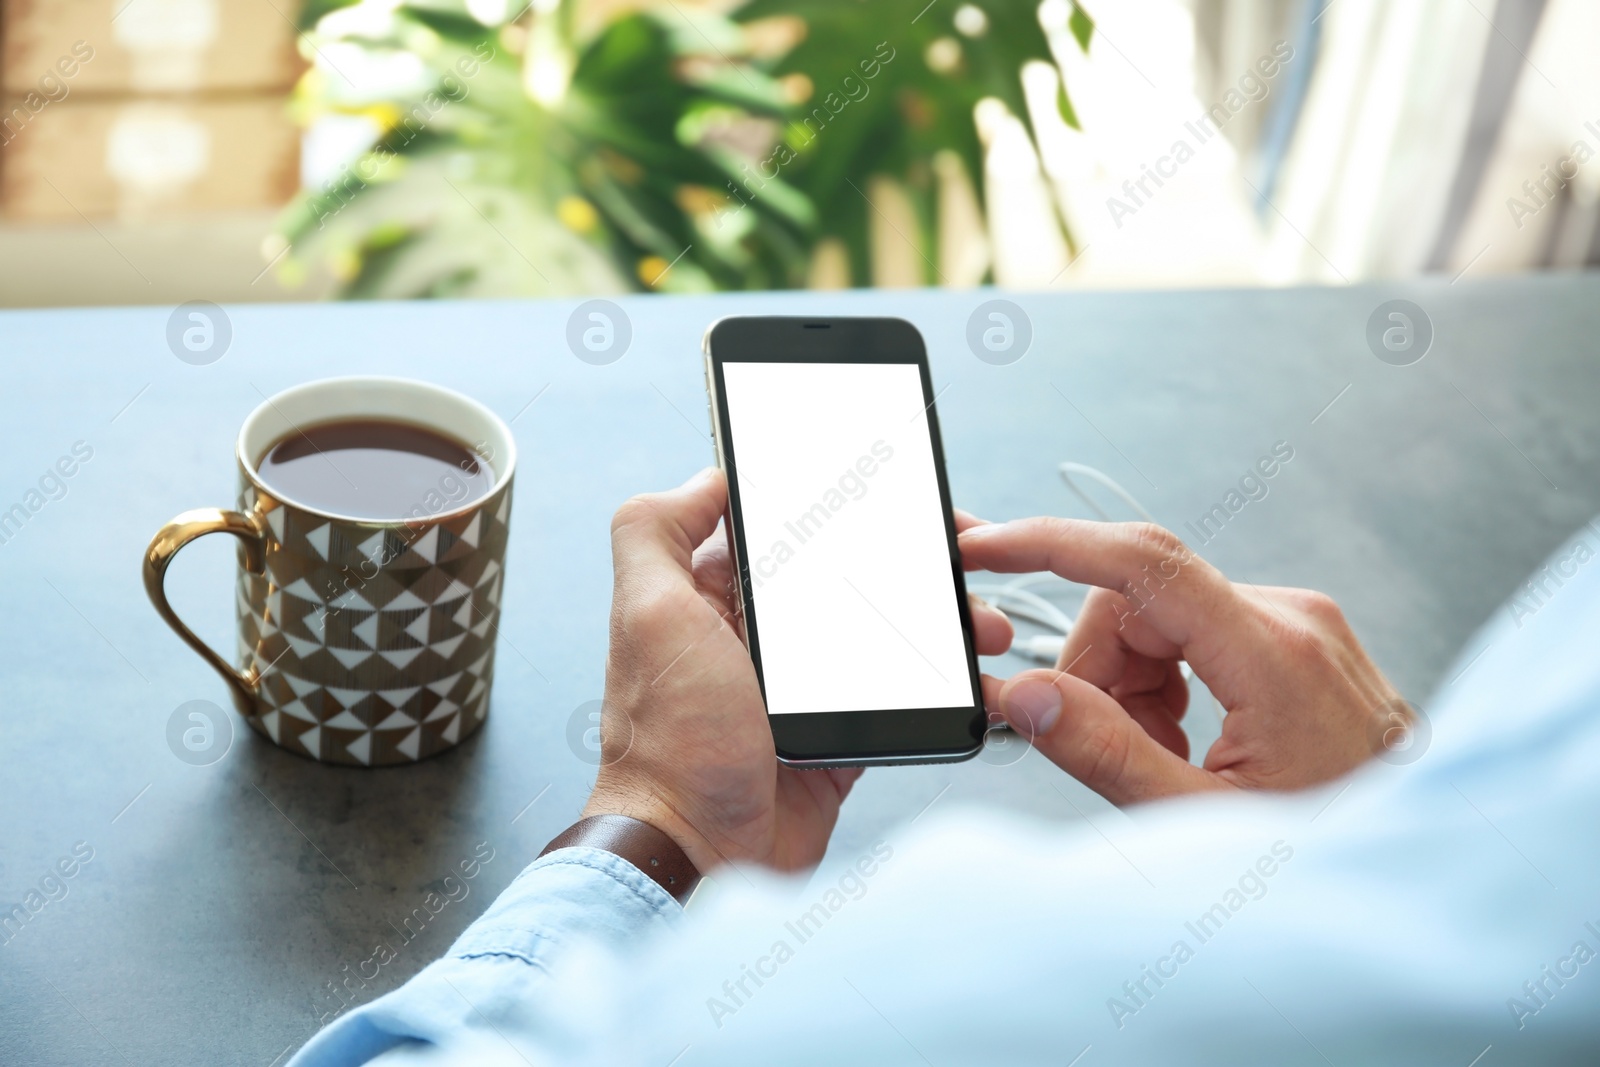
[997,670,1221,806]
[610,467,726,573]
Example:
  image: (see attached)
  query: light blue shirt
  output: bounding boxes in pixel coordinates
[290,525,1600,1066]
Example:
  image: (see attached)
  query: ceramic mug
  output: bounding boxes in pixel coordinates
[143,377,516,766]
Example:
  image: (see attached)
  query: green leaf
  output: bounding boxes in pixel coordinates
[1057,80,1081,131]
[396,5,494,43]
[297,0,360,32]
[1070,3,1095,52]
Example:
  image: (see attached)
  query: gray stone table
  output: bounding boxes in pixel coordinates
[2,277,1597,1065]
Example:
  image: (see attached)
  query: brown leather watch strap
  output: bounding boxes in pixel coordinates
[539,814,701,903]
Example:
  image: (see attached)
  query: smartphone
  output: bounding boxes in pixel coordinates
[703,316,986,766]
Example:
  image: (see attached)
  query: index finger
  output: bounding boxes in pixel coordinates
[958,518,1250,657]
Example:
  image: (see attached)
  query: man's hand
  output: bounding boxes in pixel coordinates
[960,518,1399,806]
[584,468,1016,874]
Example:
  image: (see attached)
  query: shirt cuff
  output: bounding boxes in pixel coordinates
[286,846,680,1067]
[446,845,682,966]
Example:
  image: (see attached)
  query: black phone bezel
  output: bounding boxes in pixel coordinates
[704,316,986,765]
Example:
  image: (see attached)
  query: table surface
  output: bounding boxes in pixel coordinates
[2,277,1597,1066]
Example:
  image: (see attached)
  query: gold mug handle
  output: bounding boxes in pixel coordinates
[143,507,269,713]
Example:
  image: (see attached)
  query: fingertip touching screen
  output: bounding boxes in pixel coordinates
[720,360,972,715]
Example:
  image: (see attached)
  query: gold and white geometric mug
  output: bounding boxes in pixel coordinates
[143,377,515,766]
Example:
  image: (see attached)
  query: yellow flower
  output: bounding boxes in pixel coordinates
[598,149,644,185]
[637,255,670,287]
[556,195,599,234]
[366,103,403,131]
[675,185,725,216]
[780,73,813,105]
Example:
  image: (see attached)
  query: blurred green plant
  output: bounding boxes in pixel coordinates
[274,0,1092,298]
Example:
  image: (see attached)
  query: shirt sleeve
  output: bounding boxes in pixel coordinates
[285,846,681,1067]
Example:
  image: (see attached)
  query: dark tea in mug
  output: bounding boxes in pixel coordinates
[256,419,495,520]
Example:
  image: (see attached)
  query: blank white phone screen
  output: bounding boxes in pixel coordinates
[720,360,972,715]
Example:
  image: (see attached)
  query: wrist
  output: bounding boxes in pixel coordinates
[581,785,723,876]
